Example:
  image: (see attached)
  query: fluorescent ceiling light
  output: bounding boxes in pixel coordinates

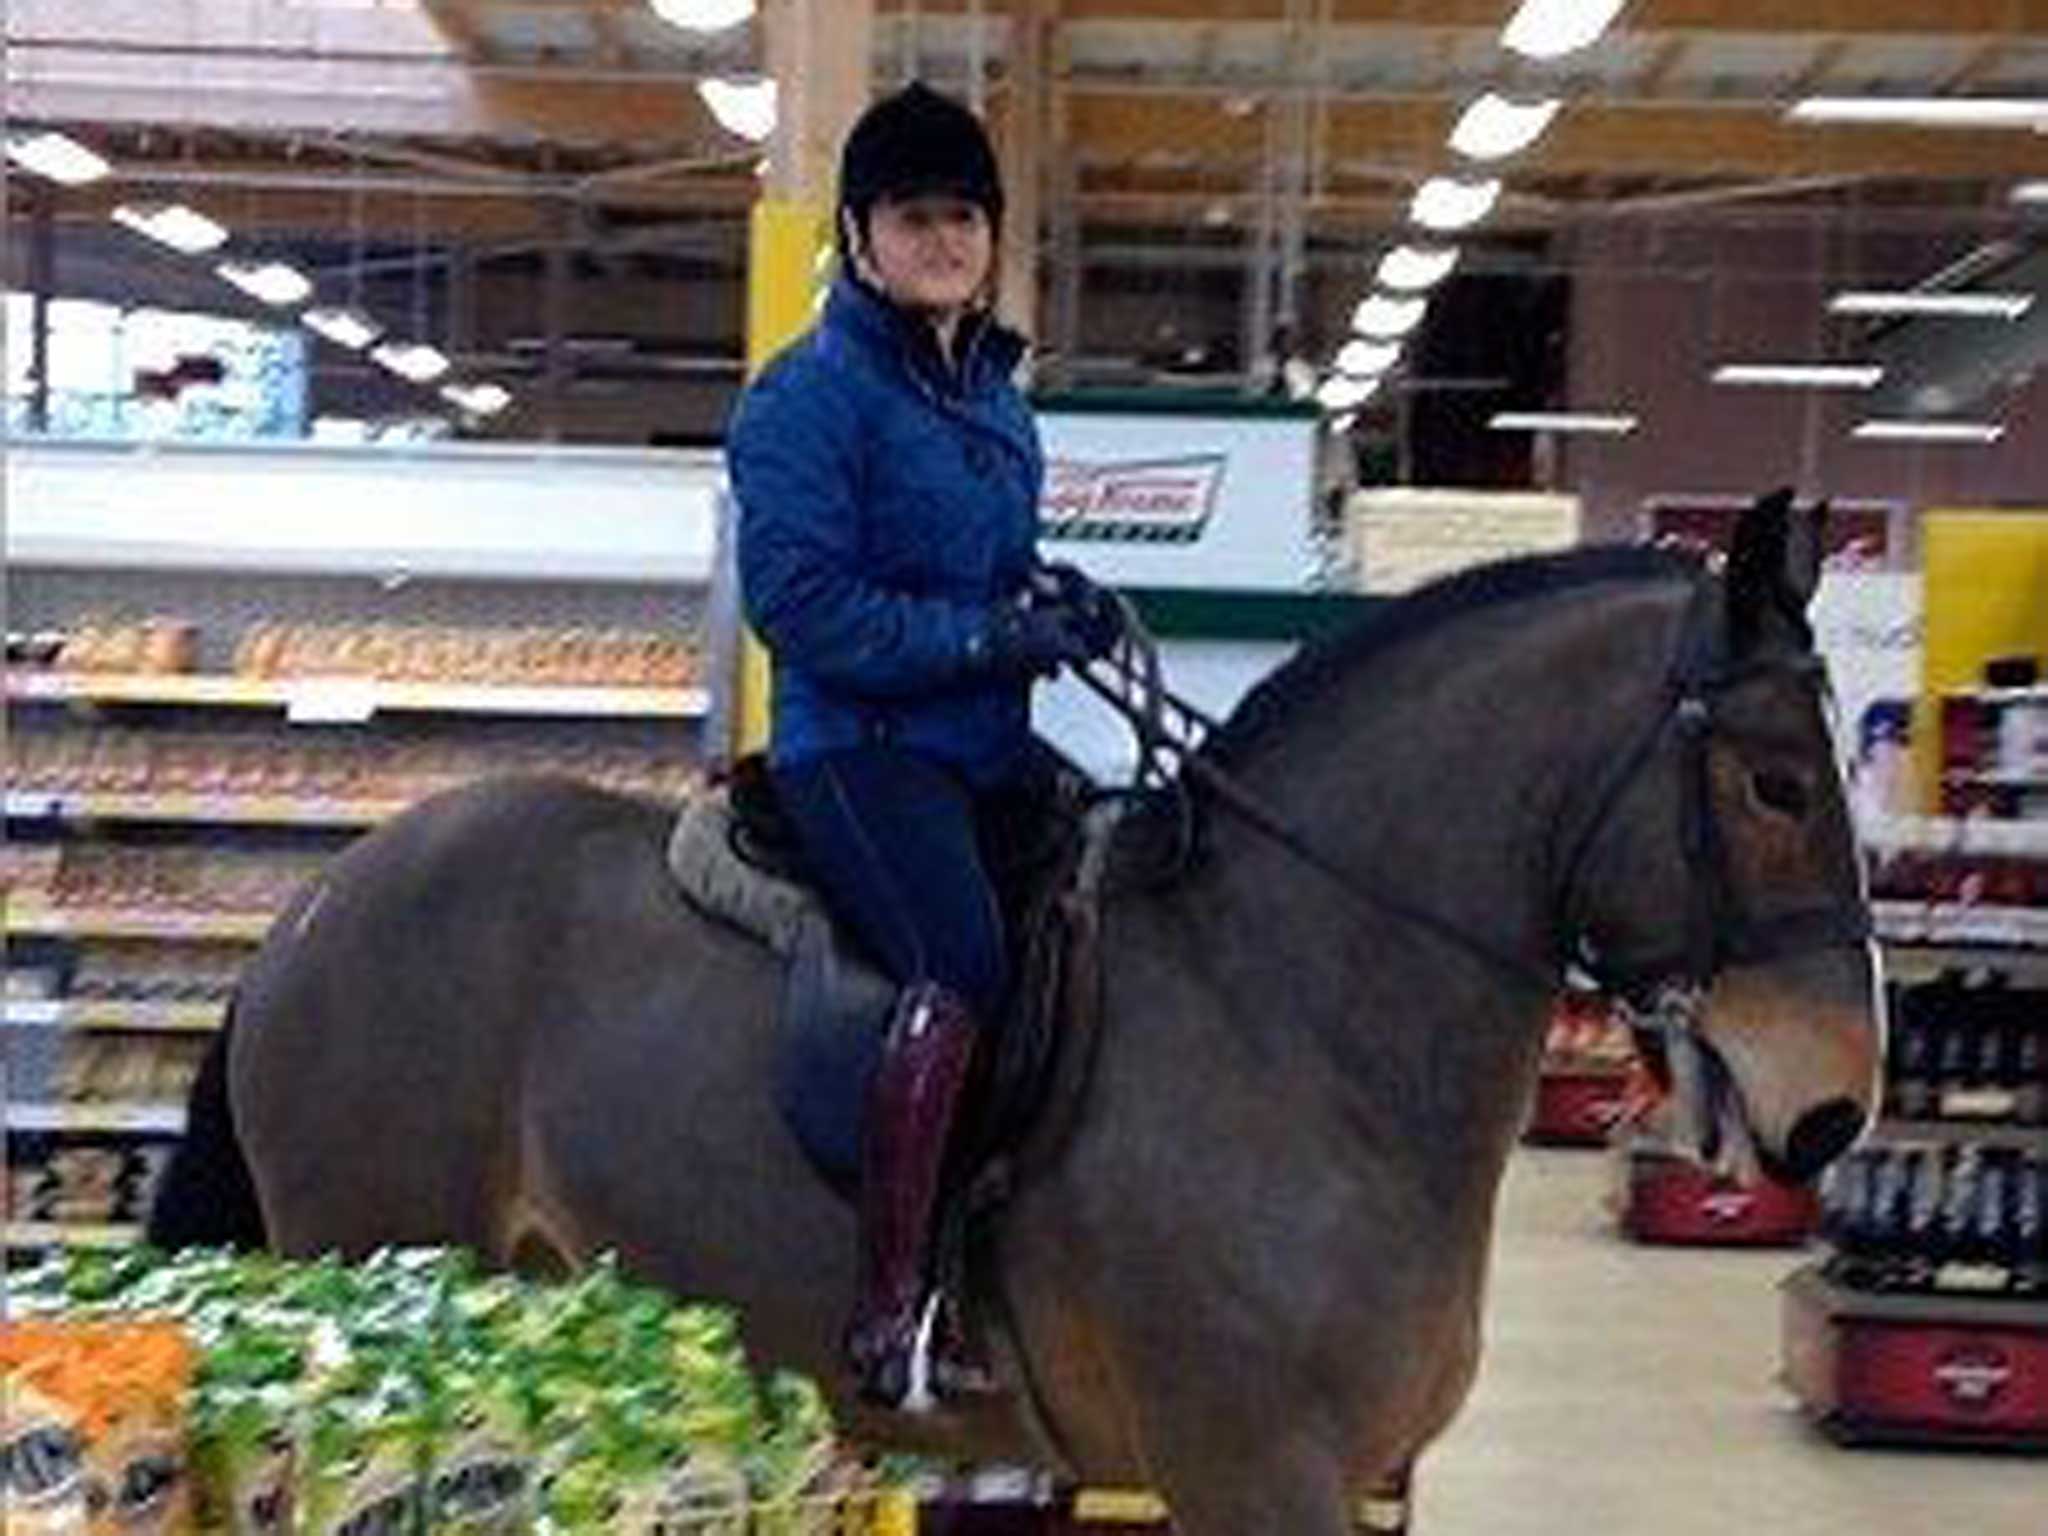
[214,260,313,308]
[1411,176,1501,232]
[1490,411,1639,435]
[1334,338,1401,378]
[698,78,778,143]
[370,341,451,384]
[6,131,110,186]
[2014,181,2048,204]
[1330,412,1358,434]
[440,382,513,417]
[1502,0,1628,61]
[649,0,756,30]
[1377,245,1459,292]
[1790,97,2048,130]
[302,306,383,351]
[111,203,228,254]
[1853,419,2005,444]
[1449,93,1562,162]
[1713,363,1883,390]
[1829,290,2035,320]
[1316,375,1380,412]
[1351,293,1428,340]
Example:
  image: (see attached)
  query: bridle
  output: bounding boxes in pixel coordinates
[1072,571,1872,1013]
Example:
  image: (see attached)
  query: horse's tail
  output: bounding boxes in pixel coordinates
[145,994,266,1250]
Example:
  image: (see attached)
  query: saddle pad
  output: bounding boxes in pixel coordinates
[668,791,892,1193]
[667,792,816,956]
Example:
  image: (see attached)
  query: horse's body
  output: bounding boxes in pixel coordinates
[159,522,1883,1534]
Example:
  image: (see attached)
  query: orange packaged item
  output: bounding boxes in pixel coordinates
[1,1320,195,1535]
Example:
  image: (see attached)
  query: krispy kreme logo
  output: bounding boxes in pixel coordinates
[1042,454,1226,543]
[1932,1345,2013,1408]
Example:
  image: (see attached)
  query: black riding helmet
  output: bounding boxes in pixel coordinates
[838,81,1004,260]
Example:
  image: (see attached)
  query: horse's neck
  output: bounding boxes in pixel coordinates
[1142,583,1689,1185]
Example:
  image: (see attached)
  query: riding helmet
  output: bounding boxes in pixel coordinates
[838,81,1005,239]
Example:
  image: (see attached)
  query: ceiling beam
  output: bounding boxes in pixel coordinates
[881,0,2039,32]
[1067,94,2048,182]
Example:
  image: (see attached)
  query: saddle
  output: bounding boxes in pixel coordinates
[667,755,1106,1202]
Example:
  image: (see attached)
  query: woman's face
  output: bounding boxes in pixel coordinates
[855,194,993,315]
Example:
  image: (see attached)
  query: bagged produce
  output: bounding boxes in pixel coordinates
[0,1319,195,1536]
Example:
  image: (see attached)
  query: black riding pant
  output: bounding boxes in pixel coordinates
[773,746,1044,1023]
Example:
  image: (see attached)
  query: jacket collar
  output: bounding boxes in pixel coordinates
[822,275,1026,400]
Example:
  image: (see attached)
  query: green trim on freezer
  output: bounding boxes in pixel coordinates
[1031,390,1322,421]
[1122,588,1382,642]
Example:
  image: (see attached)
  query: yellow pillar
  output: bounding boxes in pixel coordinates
[734,0,872,757]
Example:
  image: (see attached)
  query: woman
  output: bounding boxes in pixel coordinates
[728,81,1117,1408]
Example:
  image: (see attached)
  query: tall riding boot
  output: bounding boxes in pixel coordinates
[846,980,995,1407]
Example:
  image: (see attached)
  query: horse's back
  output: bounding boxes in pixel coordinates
[229,776,701,1258]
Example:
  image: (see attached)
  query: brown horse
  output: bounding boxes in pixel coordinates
[150,494,1881,1533]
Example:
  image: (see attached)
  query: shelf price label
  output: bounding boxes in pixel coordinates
[287,679,379,725]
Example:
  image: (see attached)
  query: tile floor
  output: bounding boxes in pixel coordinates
[1415,1149,2045,1536]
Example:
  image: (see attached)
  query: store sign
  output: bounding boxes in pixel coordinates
[1042,453,1228,544]
[1343,490,1582,595]
[1035,408,1315,592]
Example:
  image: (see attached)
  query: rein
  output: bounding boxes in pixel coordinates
[1075,575,1869,1008]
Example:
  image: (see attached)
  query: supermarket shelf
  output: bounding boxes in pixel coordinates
[2,999,224,1032]
[5,903,274,942]
[1881,942,2048,985]
[6,1102,188,1134]
[1860,813,2048,858]
[1783,1262,2048,1328]
[1873,1117,2048,1153]
[6,670,708,720]
[1873,911,2048,952]
[5,790,406,828]
[3,1222,143,1250]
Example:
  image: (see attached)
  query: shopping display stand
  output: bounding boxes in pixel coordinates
[1615,1139,1820,1247]
[1780,1267,2048,1448]
[1525,990,1634,1147]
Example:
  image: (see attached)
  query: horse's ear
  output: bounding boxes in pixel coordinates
[1727,487,1819,651]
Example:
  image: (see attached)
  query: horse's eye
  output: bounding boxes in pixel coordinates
[1751,769,1810,819]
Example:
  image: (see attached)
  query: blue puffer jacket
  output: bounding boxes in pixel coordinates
[729,276,1044,788]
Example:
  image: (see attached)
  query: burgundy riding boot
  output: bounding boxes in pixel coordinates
[846,980,996,1408]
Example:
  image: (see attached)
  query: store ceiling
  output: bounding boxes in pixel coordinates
[6,0,2045,243]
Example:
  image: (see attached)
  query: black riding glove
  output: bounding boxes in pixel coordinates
[1030,562,1124,660]
[974,600,1093,680]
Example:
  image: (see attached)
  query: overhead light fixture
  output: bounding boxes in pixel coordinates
[698,78,778,143]
[2014,181,2048,204]
[1490,411,1639,435]
[6,131,110,185]
[1316,375,1380,413]
[649,0,756,30]
[302,306,383,351]
[1351,293,1428,340]
[1377,245,1460,292]
[1789,97,2048,130]
[1449,93,1563,162]
[214,260,314,308]
[111,203,229,254]
[1335,338,1401,378]
[1712,363,1884,390]
[1411,176,1501,232]
[1501,0,1628,61]
[440,382,513,417]
[370,341,452,384]
[1852,419,2005,444]
[1829,290,2035,320]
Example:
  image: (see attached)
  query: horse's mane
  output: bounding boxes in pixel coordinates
[1198,543,1702,772]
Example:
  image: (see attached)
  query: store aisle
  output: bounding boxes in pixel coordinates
[1417,1150,2044,1536]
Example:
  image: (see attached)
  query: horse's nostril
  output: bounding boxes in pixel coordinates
[1783,1097,1865,1182]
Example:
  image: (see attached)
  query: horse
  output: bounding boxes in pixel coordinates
[149,492,1882,1534]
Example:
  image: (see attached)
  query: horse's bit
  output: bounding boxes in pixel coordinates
[1072,572,1871,1012]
